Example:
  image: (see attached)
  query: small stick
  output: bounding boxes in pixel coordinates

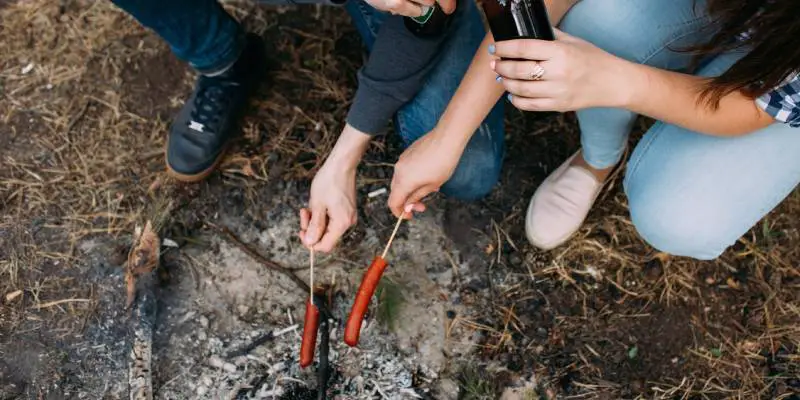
[309,249,315,304]
[212,224,310,293]
[381,214,405,259]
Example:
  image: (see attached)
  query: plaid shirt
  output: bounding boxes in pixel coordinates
[755,74,800,127]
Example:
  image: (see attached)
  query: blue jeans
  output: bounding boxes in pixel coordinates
[561,0,800,259]
[109,0,505,200]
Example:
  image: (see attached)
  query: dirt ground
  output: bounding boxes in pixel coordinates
[1,1,799,399]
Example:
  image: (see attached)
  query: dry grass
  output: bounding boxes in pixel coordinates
[0,0,798,398]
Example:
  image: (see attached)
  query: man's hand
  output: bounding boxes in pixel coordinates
[365,0,455,18]
[300,125,371,252]
[387,129,463,218]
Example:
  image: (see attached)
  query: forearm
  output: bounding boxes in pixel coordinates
[621,62,775,136]
[435,0,579,146]
[436,34,505,147]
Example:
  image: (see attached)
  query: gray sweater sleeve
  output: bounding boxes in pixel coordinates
[345,14,452,135]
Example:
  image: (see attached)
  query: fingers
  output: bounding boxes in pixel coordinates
[506,93,559,112]
[313,216,352,253]
[413,0,435,7]
[437,0,456,14]
[492,39,558,61]
[300,208,311,231]
[493,60,551,81]
[501,79,559,99]
[303,204,327,247]
[402,186,433,219]
[383,0,427,17]
[388,182,434,219]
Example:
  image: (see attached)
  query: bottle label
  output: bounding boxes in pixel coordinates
[411,5,434,24]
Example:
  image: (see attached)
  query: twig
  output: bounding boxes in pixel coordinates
[371,380,390,399]
[212,223,310,293]
[32,298,91,309]
[225,325,299,358]
[381,215,404,259]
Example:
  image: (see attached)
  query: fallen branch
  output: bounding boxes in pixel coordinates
[126,221,161,400]
[210,223,310,293]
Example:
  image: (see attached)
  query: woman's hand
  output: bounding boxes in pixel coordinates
[491,29,633,112]
[300,125,371,253]
[387,129,462,218]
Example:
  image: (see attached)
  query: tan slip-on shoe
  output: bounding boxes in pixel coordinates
[525,151,613,250]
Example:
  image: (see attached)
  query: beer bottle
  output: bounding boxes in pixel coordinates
[404,2,453,37]
[481,0,554,42]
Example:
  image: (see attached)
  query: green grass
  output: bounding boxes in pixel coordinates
[375,279,404,331]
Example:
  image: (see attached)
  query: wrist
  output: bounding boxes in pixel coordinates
[325,124,371,171]
[613,58,647,109]
[428,125,471,152]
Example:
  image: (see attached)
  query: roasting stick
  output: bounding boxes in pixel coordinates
[309,249,315,304]
[382,213,405,259]
[344,212,407,346]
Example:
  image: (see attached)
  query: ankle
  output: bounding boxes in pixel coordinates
[571,151,616,182]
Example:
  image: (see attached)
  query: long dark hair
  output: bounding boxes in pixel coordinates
[692,0,800,108]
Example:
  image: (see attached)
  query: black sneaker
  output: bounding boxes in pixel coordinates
[166,33,266,182]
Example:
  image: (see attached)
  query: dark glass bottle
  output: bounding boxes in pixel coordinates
[481,0,554,42]
[404,2,453,37]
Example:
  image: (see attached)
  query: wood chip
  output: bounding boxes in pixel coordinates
[367,187,387,198]
[5,290,23,302]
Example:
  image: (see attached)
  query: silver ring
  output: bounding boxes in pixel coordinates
[530,62,545,81]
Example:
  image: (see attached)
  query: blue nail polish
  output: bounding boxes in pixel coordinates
[495,75,502,82]
[488,44,495,54]
[507,93,513,102]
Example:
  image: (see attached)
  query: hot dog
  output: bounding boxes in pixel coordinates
[299,298,319,368]
[344,256,388,347]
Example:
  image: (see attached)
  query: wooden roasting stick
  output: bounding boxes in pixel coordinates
[344,213,405,347]
[299,250,320,368]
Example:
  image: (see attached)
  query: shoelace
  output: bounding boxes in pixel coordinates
[188,78,239,135]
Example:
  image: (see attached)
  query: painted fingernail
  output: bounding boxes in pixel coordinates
[488,44,495,54]
[507,93,513,102]
[495,75,502,82]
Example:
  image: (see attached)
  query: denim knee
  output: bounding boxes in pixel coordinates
[440,134,502,201]
[626,175,730,261]
[560,0,710,68]
[440,161,500,201]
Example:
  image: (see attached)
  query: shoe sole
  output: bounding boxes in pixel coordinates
[164,138,230,183]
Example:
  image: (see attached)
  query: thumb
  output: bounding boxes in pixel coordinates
[304,206,327,246]
[552,28,572,41]
[403,186,435,218]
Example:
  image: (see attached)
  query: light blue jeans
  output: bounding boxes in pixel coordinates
[560,0,800,260]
